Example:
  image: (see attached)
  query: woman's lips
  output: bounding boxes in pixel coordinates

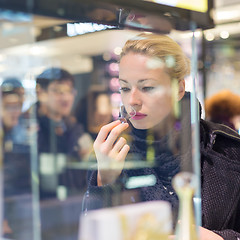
[131,112,147,120]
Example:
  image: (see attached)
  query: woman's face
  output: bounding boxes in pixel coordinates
[119,52,174,129]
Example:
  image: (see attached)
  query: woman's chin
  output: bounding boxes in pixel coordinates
[130,120,154,130]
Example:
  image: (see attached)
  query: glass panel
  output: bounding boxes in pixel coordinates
[79,29,199,235]
[0,4,200,240]
[0,10,38,240]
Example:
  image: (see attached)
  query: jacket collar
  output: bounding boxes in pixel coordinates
[202,119,240,140]
[200,119,240,150]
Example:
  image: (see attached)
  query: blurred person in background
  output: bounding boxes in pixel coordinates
[35,67,93,240]
[1,77,32,240]
[75,88,114,139]
[1,77,30,195]
[35,67,93,162]
[1,78,27,152]
[205,90,240,132]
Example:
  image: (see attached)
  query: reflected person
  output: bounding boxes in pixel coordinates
[2,78,26,152]
[35,67,93,199]
[88,34,240,240]
[1,78,32,240]
[36,67,93,161]
[35,67,93,240]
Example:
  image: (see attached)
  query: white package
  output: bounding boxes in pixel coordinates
[79,200,172,240]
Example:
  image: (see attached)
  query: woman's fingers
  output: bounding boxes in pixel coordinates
[116,144,130,161]
[109,137,129,159]
[110,137,127,154]
[94,121,130,185]
[104,122,129,147]
[94,120,121,146]
[94,121,129,155]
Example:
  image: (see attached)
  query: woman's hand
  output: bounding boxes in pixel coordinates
[200,227,224,240]
[168,227,224,240]
[93,120,130,186]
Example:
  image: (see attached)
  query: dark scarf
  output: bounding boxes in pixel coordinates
[131,125,180,177]
[125,124,181,213]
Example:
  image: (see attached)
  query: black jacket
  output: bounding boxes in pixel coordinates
[85,119,240,240]
[200,119,240,240]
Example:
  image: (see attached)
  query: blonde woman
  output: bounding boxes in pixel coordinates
[89,33,240,240]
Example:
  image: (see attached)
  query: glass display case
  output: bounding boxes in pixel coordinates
[0,1,214,240]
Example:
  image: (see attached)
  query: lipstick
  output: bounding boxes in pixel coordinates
[131,112,147,120]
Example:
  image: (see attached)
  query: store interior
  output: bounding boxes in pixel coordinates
[1,0,240,103]
[1,0,240,240]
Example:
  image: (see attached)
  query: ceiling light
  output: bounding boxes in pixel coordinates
[205,32,215,41]
[66,23,115,37]
[102,52,112,61]
[214,9,240,22]
[213,4,240,24]
[29,46,46,55]
[113,47,122,55]
[220,31,229,39]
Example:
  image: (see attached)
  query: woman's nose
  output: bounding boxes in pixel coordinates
[129,88,141,106]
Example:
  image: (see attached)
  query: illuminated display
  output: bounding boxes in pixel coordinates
[143,0,208,13]
[67,23,116,37]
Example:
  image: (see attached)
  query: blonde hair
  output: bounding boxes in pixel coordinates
[120,33,190,81]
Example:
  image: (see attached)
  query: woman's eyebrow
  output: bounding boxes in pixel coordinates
[138,79,157,83]
[119,79,128,83]
[119,79,156,83]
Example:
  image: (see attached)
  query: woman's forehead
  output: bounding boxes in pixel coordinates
[119,52,168,74]
[119,78,157,85]
[119,64,171,86]
[120,52,149,65]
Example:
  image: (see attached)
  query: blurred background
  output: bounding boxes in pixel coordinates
[1,0,240,239]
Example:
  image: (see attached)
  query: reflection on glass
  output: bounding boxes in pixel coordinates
[143,0,208,12]
[173,172,198,240]
[1,77,33,239]
[0,7,202,240]
[84,33,196,240]
[119,9,173,33]
[119,104,136,123]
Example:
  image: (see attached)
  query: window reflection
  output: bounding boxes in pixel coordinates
[2,77,33,239]
[0,11,198,240]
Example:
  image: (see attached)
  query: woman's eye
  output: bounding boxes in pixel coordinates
[142,87,154,92]
[119,87,130,92]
